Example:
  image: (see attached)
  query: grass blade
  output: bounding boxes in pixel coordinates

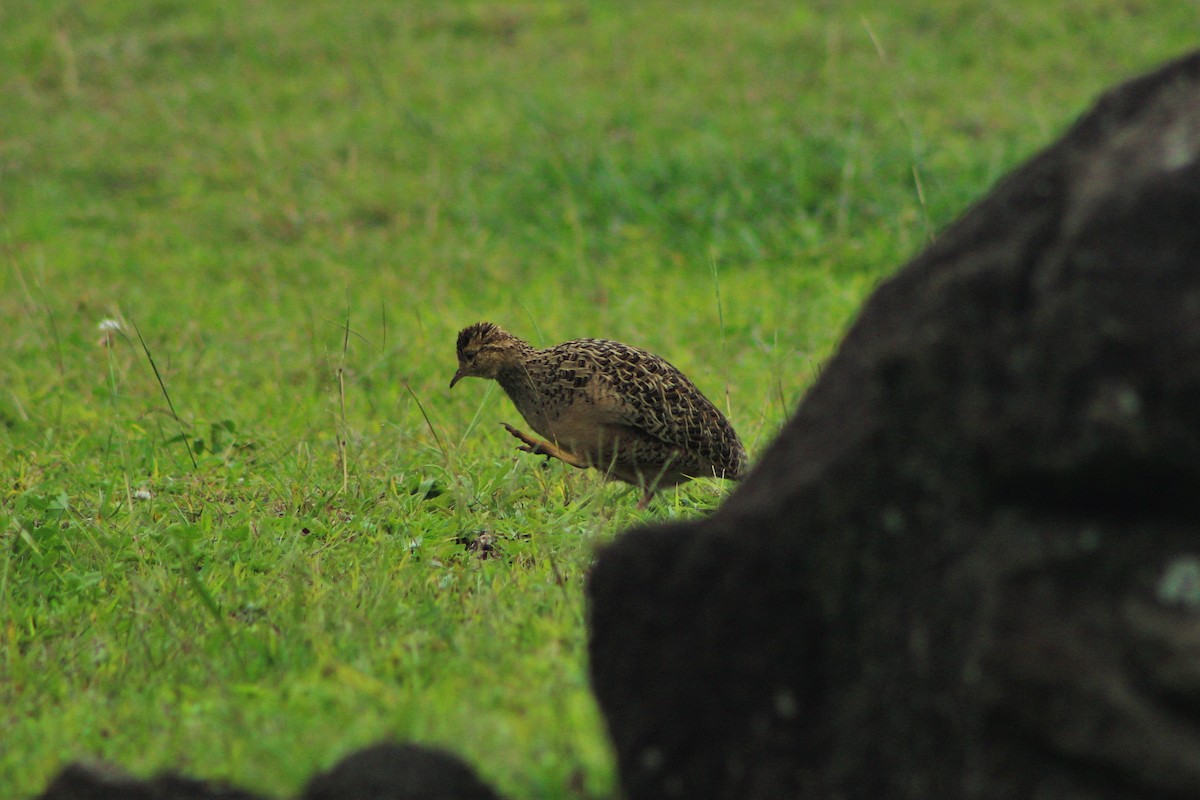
[133,320,197,469]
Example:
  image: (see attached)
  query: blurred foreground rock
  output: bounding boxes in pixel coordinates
[34,743,501,800]
[299,742,500,800]
[34,761,268,800]
[588,51,1200,799]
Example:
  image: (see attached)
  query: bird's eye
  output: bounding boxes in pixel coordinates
[466,351,478,362]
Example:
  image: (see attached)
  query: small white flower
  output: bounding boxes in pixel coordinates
[134,488,153,500]
[97,318,125,347]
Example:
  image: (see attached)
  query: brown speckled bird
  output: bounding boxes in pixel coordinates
[450,322,747,508]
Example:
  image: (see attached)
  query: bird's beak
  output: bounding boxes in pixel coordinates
[449,367,467,389]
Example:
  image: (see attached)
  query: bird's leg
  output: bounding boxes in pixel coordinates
[633,460,674,510]
[502,423,590,470]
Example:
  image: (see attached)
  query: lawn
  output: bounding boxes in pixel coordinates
[2,2,1197,797]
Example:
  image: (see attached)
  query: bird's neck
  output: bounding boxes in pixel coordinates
[495,348,548,427]
[496,364,538,407]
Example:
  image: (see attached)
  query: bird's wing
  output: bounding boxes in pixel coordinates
[553,340,743,472]
[591,356,703,443]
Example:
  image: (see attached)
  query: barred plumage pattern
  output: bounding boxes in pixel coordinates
[451,322,746,505]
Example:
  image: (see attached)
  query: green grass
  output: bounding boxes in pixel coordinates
[1,2,1196,797]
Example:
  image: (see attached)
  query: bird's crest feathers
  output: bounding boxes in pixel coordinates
[456,321,508,355]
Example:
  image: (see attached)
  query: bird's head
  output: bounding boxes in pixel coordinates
[450,322,526,388]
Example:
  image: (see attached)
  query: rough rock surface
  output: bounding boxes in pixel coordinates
[588,50,1200,799]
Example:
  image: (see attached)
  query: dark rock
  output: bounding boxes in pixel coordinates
[34,761,268,800]
[587,50,1200,799]
[300,742,502,800]
[34,743,502,800]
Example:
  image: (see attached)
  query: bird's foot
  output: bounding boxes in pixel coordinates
[501,423,590,469]
[502,423,549,456]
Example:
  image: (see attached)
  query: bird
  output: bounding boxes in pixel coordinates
[450,321,747,508]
